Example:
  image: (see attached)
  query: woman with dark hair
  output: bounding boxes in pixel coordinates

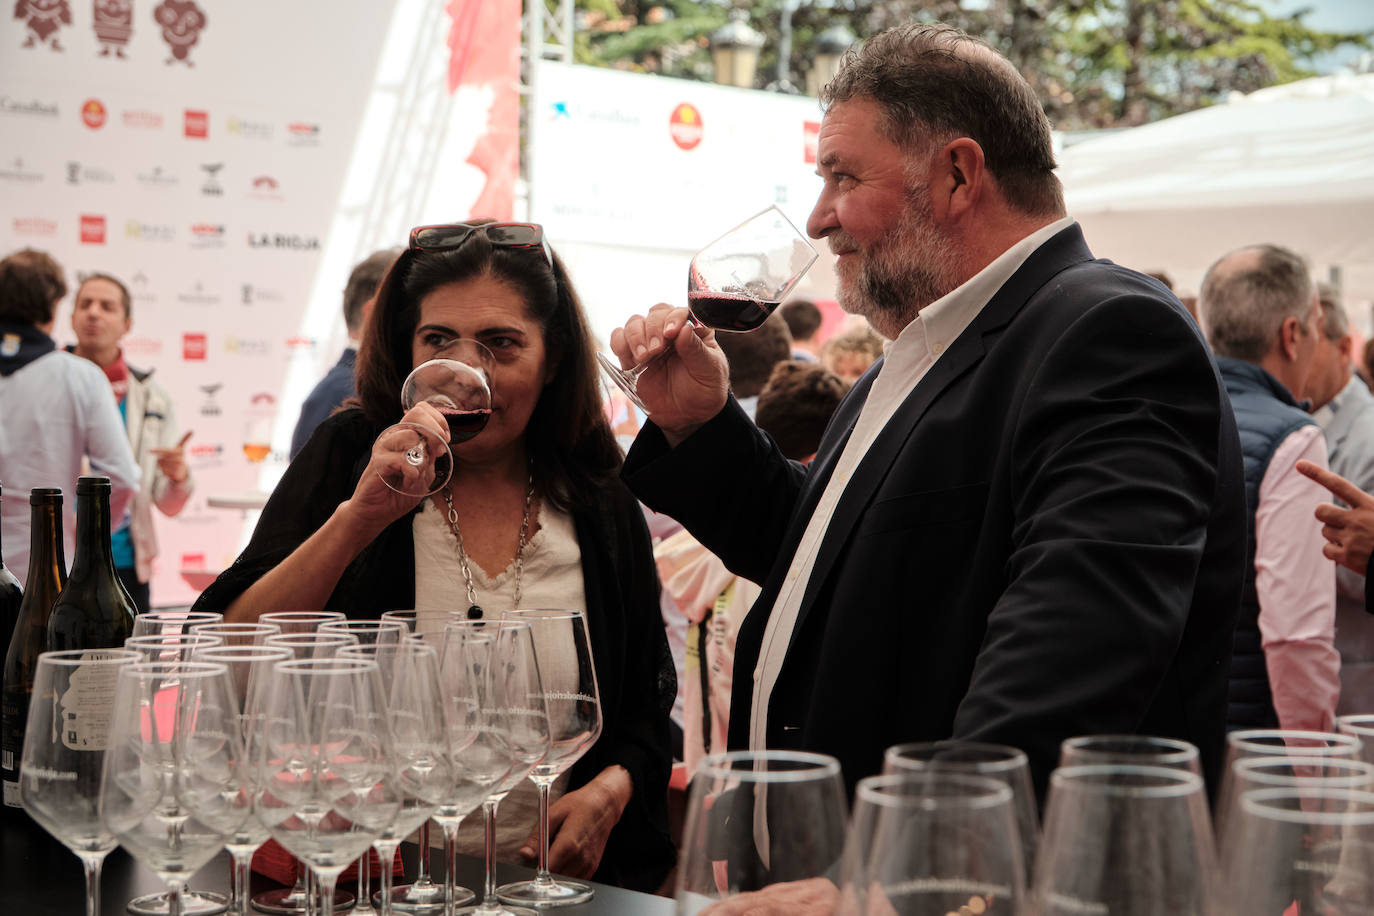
[193,222,675,891]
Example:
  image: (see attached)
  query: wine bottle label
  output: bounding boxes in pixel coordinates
[1,692,25,808]
[59,652,123,751]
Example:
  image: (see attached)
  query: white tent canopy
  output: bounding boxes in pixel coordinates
[1058,73,1374,330]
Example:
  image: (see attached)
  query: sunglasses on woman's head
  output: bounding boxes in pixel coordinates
[408,221,553,267]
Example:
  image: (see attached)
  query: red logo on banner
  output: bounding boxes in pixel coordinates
[80,214,106,244]
[181,552,206,567]
[251,392,276,405]
[252,175,278,190]
[803,120,820,164]
[184,109,208,138]
[82,99,107,129]
[183,333,207,360]
[669,103,703,151]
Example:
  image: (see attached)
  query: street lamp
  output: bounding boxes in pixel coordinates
[710,9,765,89]
[807,24,856,97]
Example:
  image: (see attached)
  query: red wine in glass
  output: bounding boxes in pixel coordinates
[441,408,493,443]
[597,205,818,412]
[686,290,781,333]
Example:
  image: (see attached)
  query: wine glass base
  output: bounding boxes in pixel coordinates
[596,352,650,415]
[454,904,536,916]
[127,890,230,916]
[249,887,355,914]
[386,881,475,914]
[496,877,595,907]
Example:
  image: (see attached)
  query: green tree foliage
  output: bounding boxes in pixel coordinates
[570,0,1369,128]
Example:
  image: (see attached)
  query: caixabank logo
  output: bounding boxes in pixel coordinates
[247,232,320,251]
[80,214,106,244]
[183,332,207,360]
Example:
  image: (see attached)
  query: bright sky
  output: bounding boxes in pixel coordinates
[1269,0,1374,72]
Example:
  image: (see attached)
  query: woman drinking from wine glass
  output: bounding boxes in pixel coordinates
[192,220,676,892]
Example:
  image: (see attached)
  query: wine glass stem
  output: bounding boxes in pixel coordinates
[375,843,396,916]
[534,778,553,883]
[231,850,252,916]
[357,851,371,913]
[443,822,461,912]
[168,881,185,916]
[415,821,431,884]
[80,853,104,916]
[306,867,318,916]
[318,876,337,916]
[482,798,499,905]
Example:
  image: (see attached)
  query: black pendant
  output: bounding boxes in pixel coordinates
[467,605,483,620]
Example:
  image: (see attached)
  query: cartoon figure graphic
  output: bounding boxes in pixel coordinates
[92,0,132,57]
[13,0,72,50]
[152,0,204,66]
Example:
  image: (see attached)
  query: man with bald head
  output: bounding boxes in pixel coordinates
[1198,244,1339,734]
[611,21,1245,815]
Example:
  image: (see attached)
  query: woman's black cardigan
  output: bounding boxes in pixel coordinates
[193,409,677,891]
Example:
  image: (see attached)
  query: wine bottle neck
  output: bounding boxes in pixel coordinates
[25,502,66,588]
[68,492,117,581]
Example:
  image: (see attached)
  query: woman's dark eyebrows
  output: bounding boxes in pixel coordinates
[415,322,458,336]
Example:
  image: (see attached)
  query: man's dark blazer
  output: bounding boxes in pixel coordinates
[624,223,1247,801]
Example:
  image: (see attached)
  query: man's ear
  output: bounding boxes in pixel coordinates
[934,137,986,222]
[1279,316,1303,361]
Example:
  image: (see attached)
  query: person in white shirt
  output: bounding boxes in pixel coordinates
[1305,286,1374,714]
[611,27,1245,909]
[0,249,138,586]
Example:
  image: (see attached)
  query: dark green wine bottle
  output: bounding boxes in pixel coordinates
[1,488,66,810]
[0,485,23,672]
[46,477,137,656]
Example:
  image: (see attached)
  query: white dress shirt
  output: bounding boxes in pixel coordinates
[748,216,1076,752]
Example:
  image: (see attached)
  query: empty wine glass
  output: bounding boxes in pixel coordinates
[192,644,295,916]
[100,660,245,916]
[1059,734,1201,773]
[258,611,347,635]
[1030,765,1218,916]
[1215,728,1363,842]
[450,619,551,916]
[373,339,495,498]
[320,619,407,647]
[599,205,819,414]
[1220,786,1374,914]
[1215,755,1374,856]
[376,611,447,914]
[132,610,224,638]
[264,631,360,661]
[497,609,603,908]
[1337,714,1374,764]
[840,772,1025,916]
[341,640,463,916]
[189,622,282,647]
[256,657,399,916]
[883,740,1039,876]
[19,649,140,916]
[125,632,224,664]
[676,750,849,916]
[251,613,348,916]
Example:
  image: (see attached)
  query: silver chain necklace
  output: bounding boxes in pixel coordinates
[440,470,534,620]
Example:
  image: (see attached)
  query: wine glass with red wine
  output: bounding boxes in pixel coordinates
[374,338,495,498]
[598,205,818,413]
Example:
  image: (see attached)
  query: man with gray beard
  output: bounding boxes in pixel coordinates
[609,22,1245,882]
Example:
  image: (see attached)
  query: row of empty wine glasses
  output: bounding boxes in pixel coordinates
[676,724,1374,915]
[18,607,605,916]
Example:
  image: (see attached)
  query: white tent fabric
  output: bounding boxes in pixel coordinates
[1058,73,1374,329]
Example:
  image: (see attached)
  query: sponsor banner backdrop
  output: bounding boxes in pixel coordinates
[528,60,829,340]
[1,0,397,606]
